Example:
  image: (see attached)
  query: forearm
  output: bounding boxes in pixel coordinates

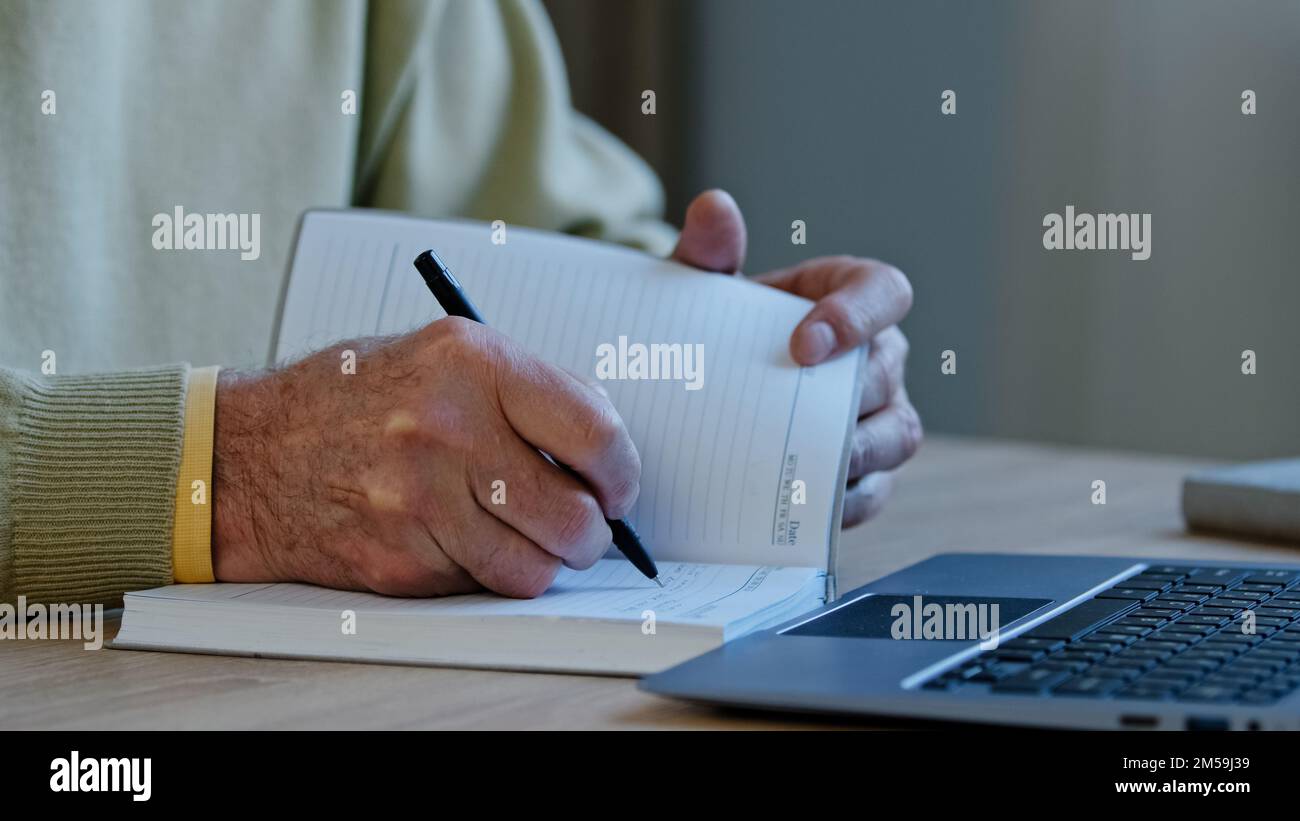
[0,365,188,605]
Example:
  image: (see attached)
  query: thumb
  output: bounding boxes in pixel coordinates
[670,189,747,274]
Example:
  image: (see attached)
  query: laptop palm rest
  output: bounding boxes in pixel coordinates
[781,594,1052,639]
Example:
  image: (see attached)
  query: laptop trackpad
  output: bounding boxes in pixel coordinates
[782,594,1053,639]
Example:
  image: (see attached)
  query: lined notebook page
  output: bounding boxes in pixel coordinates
[131,561,821,628]
[275,210,858,569]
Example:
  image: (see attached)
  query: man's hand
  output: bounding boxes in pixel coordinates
[210,318,640,598]
[671,190,921,527]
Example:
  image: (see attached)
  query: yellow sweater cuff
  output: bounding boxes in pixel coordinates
[172,366,219,583]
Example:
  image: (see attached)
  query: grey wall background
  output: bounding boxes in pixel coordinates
[547,0,1300,460]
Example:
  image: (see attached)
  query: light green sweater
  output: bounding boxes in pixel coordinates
[0,0,673,604]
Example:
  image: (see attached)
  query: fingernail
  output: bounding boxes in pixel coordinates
[800,321,835,364]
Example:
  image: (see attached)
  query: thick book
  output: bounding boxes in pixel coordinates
[115,562,826,676]
[1182,459,1300,545]
[115,209,862,675]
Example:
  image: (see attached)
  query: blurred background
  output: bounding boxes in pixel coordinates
[544,0,1300,460]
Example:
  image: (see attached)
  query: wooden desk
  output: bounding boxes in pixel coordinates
[4,435,1297,729]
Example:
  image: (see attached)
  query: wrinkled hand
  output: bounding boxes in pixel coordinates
[671,190,921,527]
[210,319,640,597]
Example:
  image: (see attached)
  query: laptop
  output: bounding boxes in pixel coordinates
[640,553,1300,730]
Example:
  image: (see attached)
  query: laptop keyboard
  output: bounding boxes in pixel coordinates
[923,565,1300,704]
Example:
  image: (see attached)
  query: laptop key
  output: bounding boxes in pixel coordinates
[1099,657,1156,673]
[1160,593,1209,604]
[1198,642,1249,656]
[1232,659,1286,675]
[1147,632,1203,647]
[1156,623,1216,637]
[1139,670,1200,684]
[1192,606,1242,618]
[1255,607,1300,619]
[1095,589,1157,603]
[1104,625,1153,638]
[1202,670,1263,686]
[1211,598,1258,609]
[991,666,1075,693]
[1252,617,1291,628]
[1116,686,1174,700]
[1054,675,1125,697]
[1136,573,1185,584]
[1150,600,1195,613]
[1073,639,1123,653]
[1243,625,1281,639]
[992,649,1044,663]
[1040,659,1091,674]
[1056,649,1107,663]
[1089,632,1139,647]
[1164,658,1221,673]
[1223,590,1269,601]
[1147,565,1197,578]
[1089,666,1142,680]
[1117,616,1167,628]
[1244,649,1300,664]
[1119,579,1171,592]
[1141,638,1190,653]
[1002,637,1066,653]
[1196,568,1250,586]
[1179,649,1234,663]
[970,662,1028,682]
[1237,583,1284,593]
[1180,685,1238,702]
[1116,647,1175,661]
[1134,609,1179,620]
[1216,630,1266,643]
[1175,615,1229,627]
[1243,570,1298,586]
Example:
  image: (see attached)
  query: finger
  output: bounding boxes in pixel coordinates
[493,341,641,519]
[564,368,610,401]
[759,258,913,365]
[470,431,613,571]
[670,189,747,273]
[842,471,894,528]
[847,390,923,480]
[857,326,908,419]
[450,501,563,599]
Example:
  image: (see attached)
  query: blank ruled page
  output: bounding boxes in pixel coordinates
[275,210,859,570]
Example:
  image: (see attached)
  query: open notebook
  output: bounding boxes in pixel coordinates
[115,209,861,675]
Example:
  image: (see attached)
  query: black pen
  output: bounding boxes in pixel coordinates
[413,249,663,587]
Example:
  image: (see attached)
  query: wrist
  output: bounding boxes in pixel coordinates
[211,369,281,581]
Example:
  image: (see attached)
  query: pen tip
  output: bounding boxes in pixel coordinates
[653,577,664,588]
